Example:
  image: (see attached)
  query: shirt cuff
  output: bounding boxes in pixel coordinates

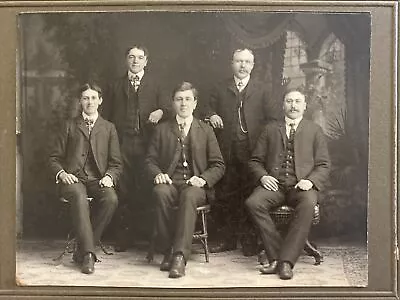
[55,170,65,184]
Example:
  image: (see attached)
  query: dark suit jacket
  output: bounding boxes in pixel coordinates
[49,115,123,184]
[145,118,225,203]
[248,119,331,191]
[102,73,170,144]
[205,77,278,160]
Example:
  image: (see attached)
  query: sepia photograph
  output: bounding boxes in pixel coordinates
[14,10,371,289]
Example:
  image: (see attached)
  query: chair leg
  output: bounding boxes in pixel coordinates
[53,232,76,262]
[99,240,113,255]
[304,239,323,265]
[201,211,209,263]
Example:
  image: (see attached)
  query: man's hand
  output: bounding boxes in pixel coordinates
[99,176,114,188]
[260,175,279,191]
[186,176,206,188]
[209,114,224,129]
[154,173,173,185]
[148,109,163,124]
[295,179,313,191]
[59,172,79,185]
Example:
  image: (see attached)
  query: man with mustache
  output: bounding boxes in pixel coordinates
[205,48,277,255]
[245,87,330,279]
[103,45,170,252]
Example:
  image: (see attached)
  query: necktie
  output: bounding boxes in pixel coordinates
[289,123,296,141]
[84,118,94,134]
[178,122,188,170]
[237,80,244,92]
[179,122,187,140]
[130,75,140,91]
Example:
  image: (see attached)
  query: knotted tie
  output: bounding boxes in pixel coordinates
[289,123,296,141]
[179,122,187,140]
[84,118,94,134]
[237,80,244,92]
[130,74,140,91]
[178,122,189,170]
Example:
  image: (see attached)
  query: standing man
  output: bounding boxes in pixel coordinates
[245,87,330,279]
[49,83,122,274]
[103,45,170,252]
[145,82,225,278]
[205,48,277,255]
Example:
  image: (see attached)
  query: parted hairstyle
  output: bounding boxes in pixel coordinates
[171,81,199,100]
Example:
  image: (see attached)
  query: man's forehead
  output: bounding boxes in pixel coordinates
[127,48,146,56]
[233,50,254,60]
[174,90,195,98]
[81,89,99,97]
[285,91,305,100]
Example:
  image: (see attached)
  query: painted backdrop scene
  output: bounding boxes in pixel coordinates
[16,11,370,287]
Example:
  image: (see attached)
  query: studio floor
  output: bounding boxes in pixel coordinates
[16,238,367,288]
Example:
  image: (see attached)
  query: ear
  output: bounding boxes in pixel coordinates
[98,97,103,105]
[193,99,198,110]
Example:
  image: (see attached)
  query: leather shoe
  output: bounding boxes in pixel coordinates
[168,254,186,278]
[160,251,173,271]
[210,240,237,253]
[259,260,278,274]
[81,253,95,274]
[278,261,293,280]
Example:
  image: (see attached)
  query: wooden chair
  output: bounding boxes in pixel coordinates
[258,204,323,266]
[146,204,211,263]
[53,197,113,262]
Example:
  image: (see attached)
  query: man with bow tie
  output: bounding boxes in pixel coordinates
[245,87,330,280]
[103,45,170,252]
[145,82,225,278]
[49,83,122,274]
[205,48,278,256]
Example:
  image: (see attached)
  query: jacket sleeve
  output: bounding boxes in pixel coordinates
[204,84,219,120]
[145,125,164,181]
[48,121,70,178]
[199,126,225,187]
[306,127,331,191]
[105,123,123,184]
[248,125,270,184]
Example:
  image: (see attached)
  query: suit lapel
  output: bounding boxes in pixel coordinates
[243,78,256,99]
[227,78,238,96]
[90,116,106,138]
[278,122,287,148]
[77,116,90,140]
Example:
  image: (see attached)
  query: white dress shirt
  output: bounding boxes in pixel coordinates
[285,116,303,139]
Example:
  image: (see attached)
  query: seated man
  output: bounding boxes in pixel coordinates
[145,81,225,278]
[245,87,330,280]
[49,82,122,274]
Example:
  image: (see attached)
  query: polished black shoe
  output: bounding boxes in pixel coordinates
[168,254,186,278]
[278,261,293,280]
[210,240,237,253]
[259,260,278,274]
[81,253,95,274]
[160,251,173,272]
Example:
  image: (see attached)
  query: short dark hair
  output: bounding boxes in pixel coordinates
[282,86,306,101]
[79,82,102,98]
[125,45,149,58]
[172,81,198,100]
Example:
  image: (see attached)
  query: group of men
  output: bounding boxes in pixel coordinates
[48,45,330,280]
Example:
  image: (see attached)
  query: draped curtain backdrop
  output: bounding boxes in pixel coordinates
[327,14,370,228]
[220,13,293,115]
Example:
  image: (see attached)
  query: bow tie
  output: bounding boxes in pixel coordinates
[84,118,95,126]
